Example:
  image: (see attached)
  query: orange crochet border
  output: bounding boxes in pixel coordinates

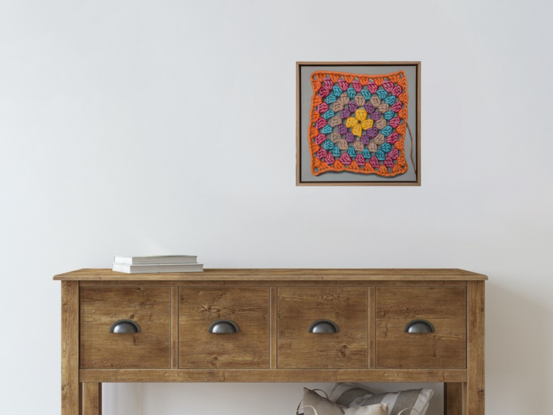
[308,70,409,177]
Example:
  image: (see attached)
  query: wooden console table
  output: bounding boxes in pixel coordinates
[54,268,486,415]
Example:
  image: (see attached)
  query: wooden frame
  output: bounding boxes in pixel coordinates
[57,269,484,415]
[296,61,421,186]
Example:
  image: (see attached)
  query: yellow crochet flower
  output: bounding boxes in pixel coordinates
[346,109,373,137]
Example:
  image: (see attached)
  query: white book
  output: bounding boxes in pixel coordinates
[112,263,204,274]
[114,255,197,265]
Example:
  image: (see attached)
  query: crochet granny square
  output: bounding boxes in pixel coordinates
[307,70,409,176]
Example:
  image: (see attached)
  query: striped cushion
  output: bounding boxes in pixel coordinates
[330,383,434,415]
[302,388,388,415]
[303,388,344,415]
[330,384,373,407]
[345,404,388,415]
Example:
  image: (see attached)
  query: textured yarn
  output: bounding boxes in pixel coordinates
[374,134,385,145]
[375,119,387,130]
[325,94,336,104]
[308,70,410,177]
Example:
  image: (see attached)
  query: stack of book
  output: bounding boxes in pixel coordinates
[112,255,203,273]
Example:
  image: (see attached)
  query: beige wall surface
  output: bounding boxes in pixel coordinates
[0,1,552,414]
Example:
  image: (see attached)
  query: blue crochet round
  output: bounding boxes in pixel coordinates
[384,95,396,105]
[381,126,393,137]
[360,90,371,100]
[321,125,333,134]
[347,146,357,158]
[332,146,341,158]
[323,139,335,150]
[375,150,386,161]
[376,89,388,100]
[347,87,357,99]
[362,149,371,159]
[384,111,395,121]
[381,143,392,153]
[325,94,337,104]
[333,86,342,97]
[323,110,335,120]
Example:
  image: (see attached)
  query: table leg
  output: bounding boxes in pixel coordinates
[62,281,81,415]
[444,382,463,415]
[83,383,102,415]
[466,281,485,414]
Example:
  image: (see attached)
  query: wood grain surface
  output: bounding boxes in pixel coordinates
[61,281,81,415]
[278,287,368,368]
[445,382,463,415]
[83,383,101,415]
[78,280,469,288]
[376,287,467,369]
[80,287,171,369]
[466,281,485,415]
[368,287,376,368]
[179,288,270,369]
[54,268,488,281]
[80,368,467,383]
[55,269,485,415]
[270,287,278,368]
[171,287,179,369]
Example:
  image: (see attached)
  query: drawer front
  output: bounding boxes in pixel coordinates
[278,287,368,369]
[376,287,467,369]
[179,288,270,368]
[80,287,171,369]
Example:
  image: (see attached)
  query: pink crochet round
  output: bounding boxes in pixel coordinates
[391,101,403,112]
[386,132,399,144]
[315,134,327,145]
[392,85,403,96]
[382,81,394,92]
[384,157,395,168]
[369,155,380,169]
[318,86,331,98]
[315,118,327,130]
[367,82,378,94]
[338,79,349,91]
[388,148,399,159]
[324,153,335,165]
[339,153,352,165]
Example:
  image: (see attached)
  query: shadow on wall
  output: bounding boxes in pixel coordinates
[486,280,548,413]
[102,384,142,415]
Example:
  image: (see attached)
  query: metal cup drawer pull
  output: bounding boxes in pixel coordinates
[110,319,141,334]
[208,319,240,334]
[404,319,435,334]
[308,319,339,334]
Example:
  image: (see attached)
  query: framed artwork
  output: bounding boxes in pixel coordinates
[296,62,421,186]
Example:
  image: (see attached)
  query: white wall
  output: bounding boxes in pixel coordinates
[1,0,552,413]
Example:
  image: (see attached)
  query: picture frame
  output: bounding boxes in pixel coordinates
[296,61,421,186]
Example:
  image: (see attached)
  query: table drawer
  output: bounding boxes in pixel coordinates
[179,288,270,368]
[376,287,467,369]
[277,287,368,369]
[80,287,171,369]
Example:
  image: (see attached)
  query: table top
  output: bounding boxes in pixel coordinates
[53,268,488,281]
